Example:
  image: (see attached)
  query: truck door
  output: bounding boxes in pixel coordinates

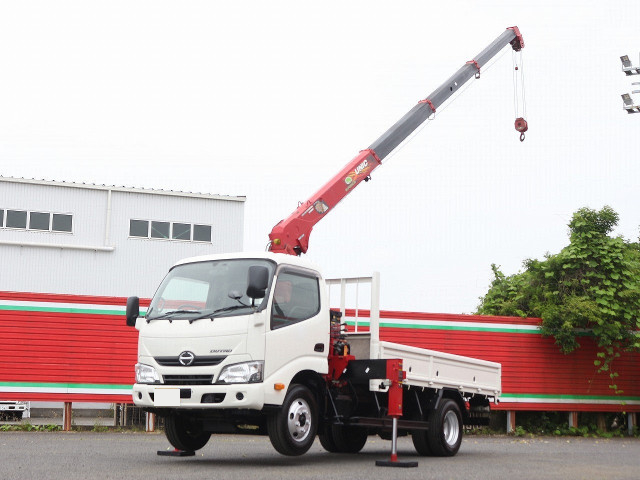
[264,267,328,383]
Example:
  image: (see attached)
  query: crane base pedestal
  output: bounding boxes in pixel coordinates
[157,449,195,457]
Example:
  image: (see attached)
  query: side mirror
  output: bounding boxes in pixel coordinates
[126,296,140,327]
[246,266,269,299]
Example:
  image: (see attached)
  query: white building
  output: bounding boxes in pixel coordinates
[0,177,245,298]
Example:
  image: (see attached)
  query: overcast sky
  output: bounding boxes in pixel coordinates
[1,1,639,314]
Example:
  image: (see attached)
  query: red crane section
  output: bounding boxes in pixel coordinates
[268,149,381,256]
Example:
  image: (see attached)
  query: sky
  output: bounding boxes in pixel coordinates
[1,0,639,314]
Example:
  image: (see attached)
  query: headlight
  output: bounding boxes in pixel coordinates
[135,363,161,384]
[217,361,264,384]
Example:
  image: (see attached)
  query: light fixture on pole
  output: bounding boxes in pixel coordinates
[619,54,640,113]
[621,93,640,114]
[621,55,640,75]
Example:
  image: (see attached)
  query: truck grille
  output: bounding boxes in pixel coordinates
[163,375,213,385]
[155,355,226,367]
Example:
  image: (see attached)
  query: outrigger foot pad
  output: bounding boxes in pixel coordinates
[157,448,195,456]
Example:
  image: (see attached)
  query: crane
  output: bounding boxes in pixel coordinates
[268,26,525,256]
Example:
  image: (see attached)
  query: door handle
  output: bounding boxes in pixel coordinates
[314,343,325,352]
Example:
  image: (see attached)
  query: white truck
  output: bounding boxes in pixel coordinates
[125,26,525,459]
[0,401,28,421]
[126,253,500,458]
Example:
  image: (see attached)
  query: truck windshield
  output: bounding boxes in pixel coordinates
[145,259,275,321]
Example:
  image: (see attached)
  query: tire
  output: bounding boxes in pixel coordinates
[425,398,463,457]
[267,384,318,456]
[319,425,368,453]
[411,427,433,456]
[333,425,368,453]
[318,425,341,453]
[164,415,211,452]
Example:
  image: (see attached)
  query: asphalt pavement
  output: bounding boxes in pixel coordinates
[0,432,638,480]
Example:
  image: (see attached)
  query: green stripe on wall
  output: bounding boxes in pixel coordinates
[345,320,595,337]
[501,393,640,402]
[0,305,124,315]
[345,320,540,334]
[0,381,131,390]
[0,305,146,316]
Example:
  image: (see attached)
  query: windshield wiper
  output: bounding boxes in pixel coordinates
[187,305,253,323]
[146,309,201,323]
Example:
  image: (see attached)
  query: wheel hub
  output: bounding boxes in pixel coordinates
[443,410,460,446]
[287,398,311,443]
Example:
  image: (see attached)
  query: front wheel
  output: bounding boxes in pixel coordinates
[267,384,318,456]
[164,415,211,452]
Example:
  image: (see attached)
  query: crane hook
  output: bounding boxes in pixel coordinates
[514,117,528,142]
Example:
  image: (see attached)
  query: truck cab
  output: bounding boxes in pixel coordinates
[129,253,329,412]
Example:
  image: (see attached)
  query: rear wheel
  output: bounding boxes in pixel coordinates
[267,384,318,456]
[318,425,340,453]
[425,398,463,456]
[165,415,211,452]
[411,426,433,456]
[319,424,368,453]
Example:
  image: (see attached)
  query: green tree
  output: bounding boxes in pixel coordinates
[477,206,640,389]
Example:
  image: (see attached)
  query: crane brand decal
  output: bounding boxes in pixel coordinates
[344,159,372,191]
[354,159,369,175]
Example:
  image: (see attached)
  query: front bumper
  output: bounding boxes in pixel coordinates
[132,382,265,410]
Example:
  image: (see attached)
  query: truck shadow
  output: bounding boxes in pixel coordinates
[152,448,483,468]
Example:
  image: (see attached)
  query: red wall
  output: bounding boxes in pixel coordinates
[0,291,145,402]
[1,291,638,411]
[345,309,640,412]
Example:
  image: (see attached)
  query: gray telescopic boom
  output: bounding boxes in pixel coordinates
[370,26,524,160]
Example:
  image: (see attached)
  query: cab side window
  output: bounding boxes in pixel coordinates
[270,271,320,330]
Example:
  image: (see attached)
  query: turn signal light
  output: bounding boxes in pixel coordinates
[274,383,285,391]
[273,239,281,246]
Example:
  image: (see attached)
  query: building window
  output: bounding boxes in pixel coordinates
[29,212,51,231]
[193,224,212,242]
[129,219,211,243]
[129,219,149,238]
[0,209,72,233]
[6,210,28,229]
[172,223,191,241]
[151,221,170,239]
[52,213,73,233]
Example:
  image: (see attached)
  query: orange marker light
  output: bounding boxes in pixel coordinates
[274,383,285,391]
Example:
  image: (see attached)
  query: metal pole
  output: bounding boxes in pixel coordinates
[390,417,398,462]
[146,412,156,432]
[370,272,381,359]
[63,402,72,431]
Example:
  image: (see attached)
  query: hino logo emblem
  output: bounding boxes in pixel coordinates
[178,351,195,366]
